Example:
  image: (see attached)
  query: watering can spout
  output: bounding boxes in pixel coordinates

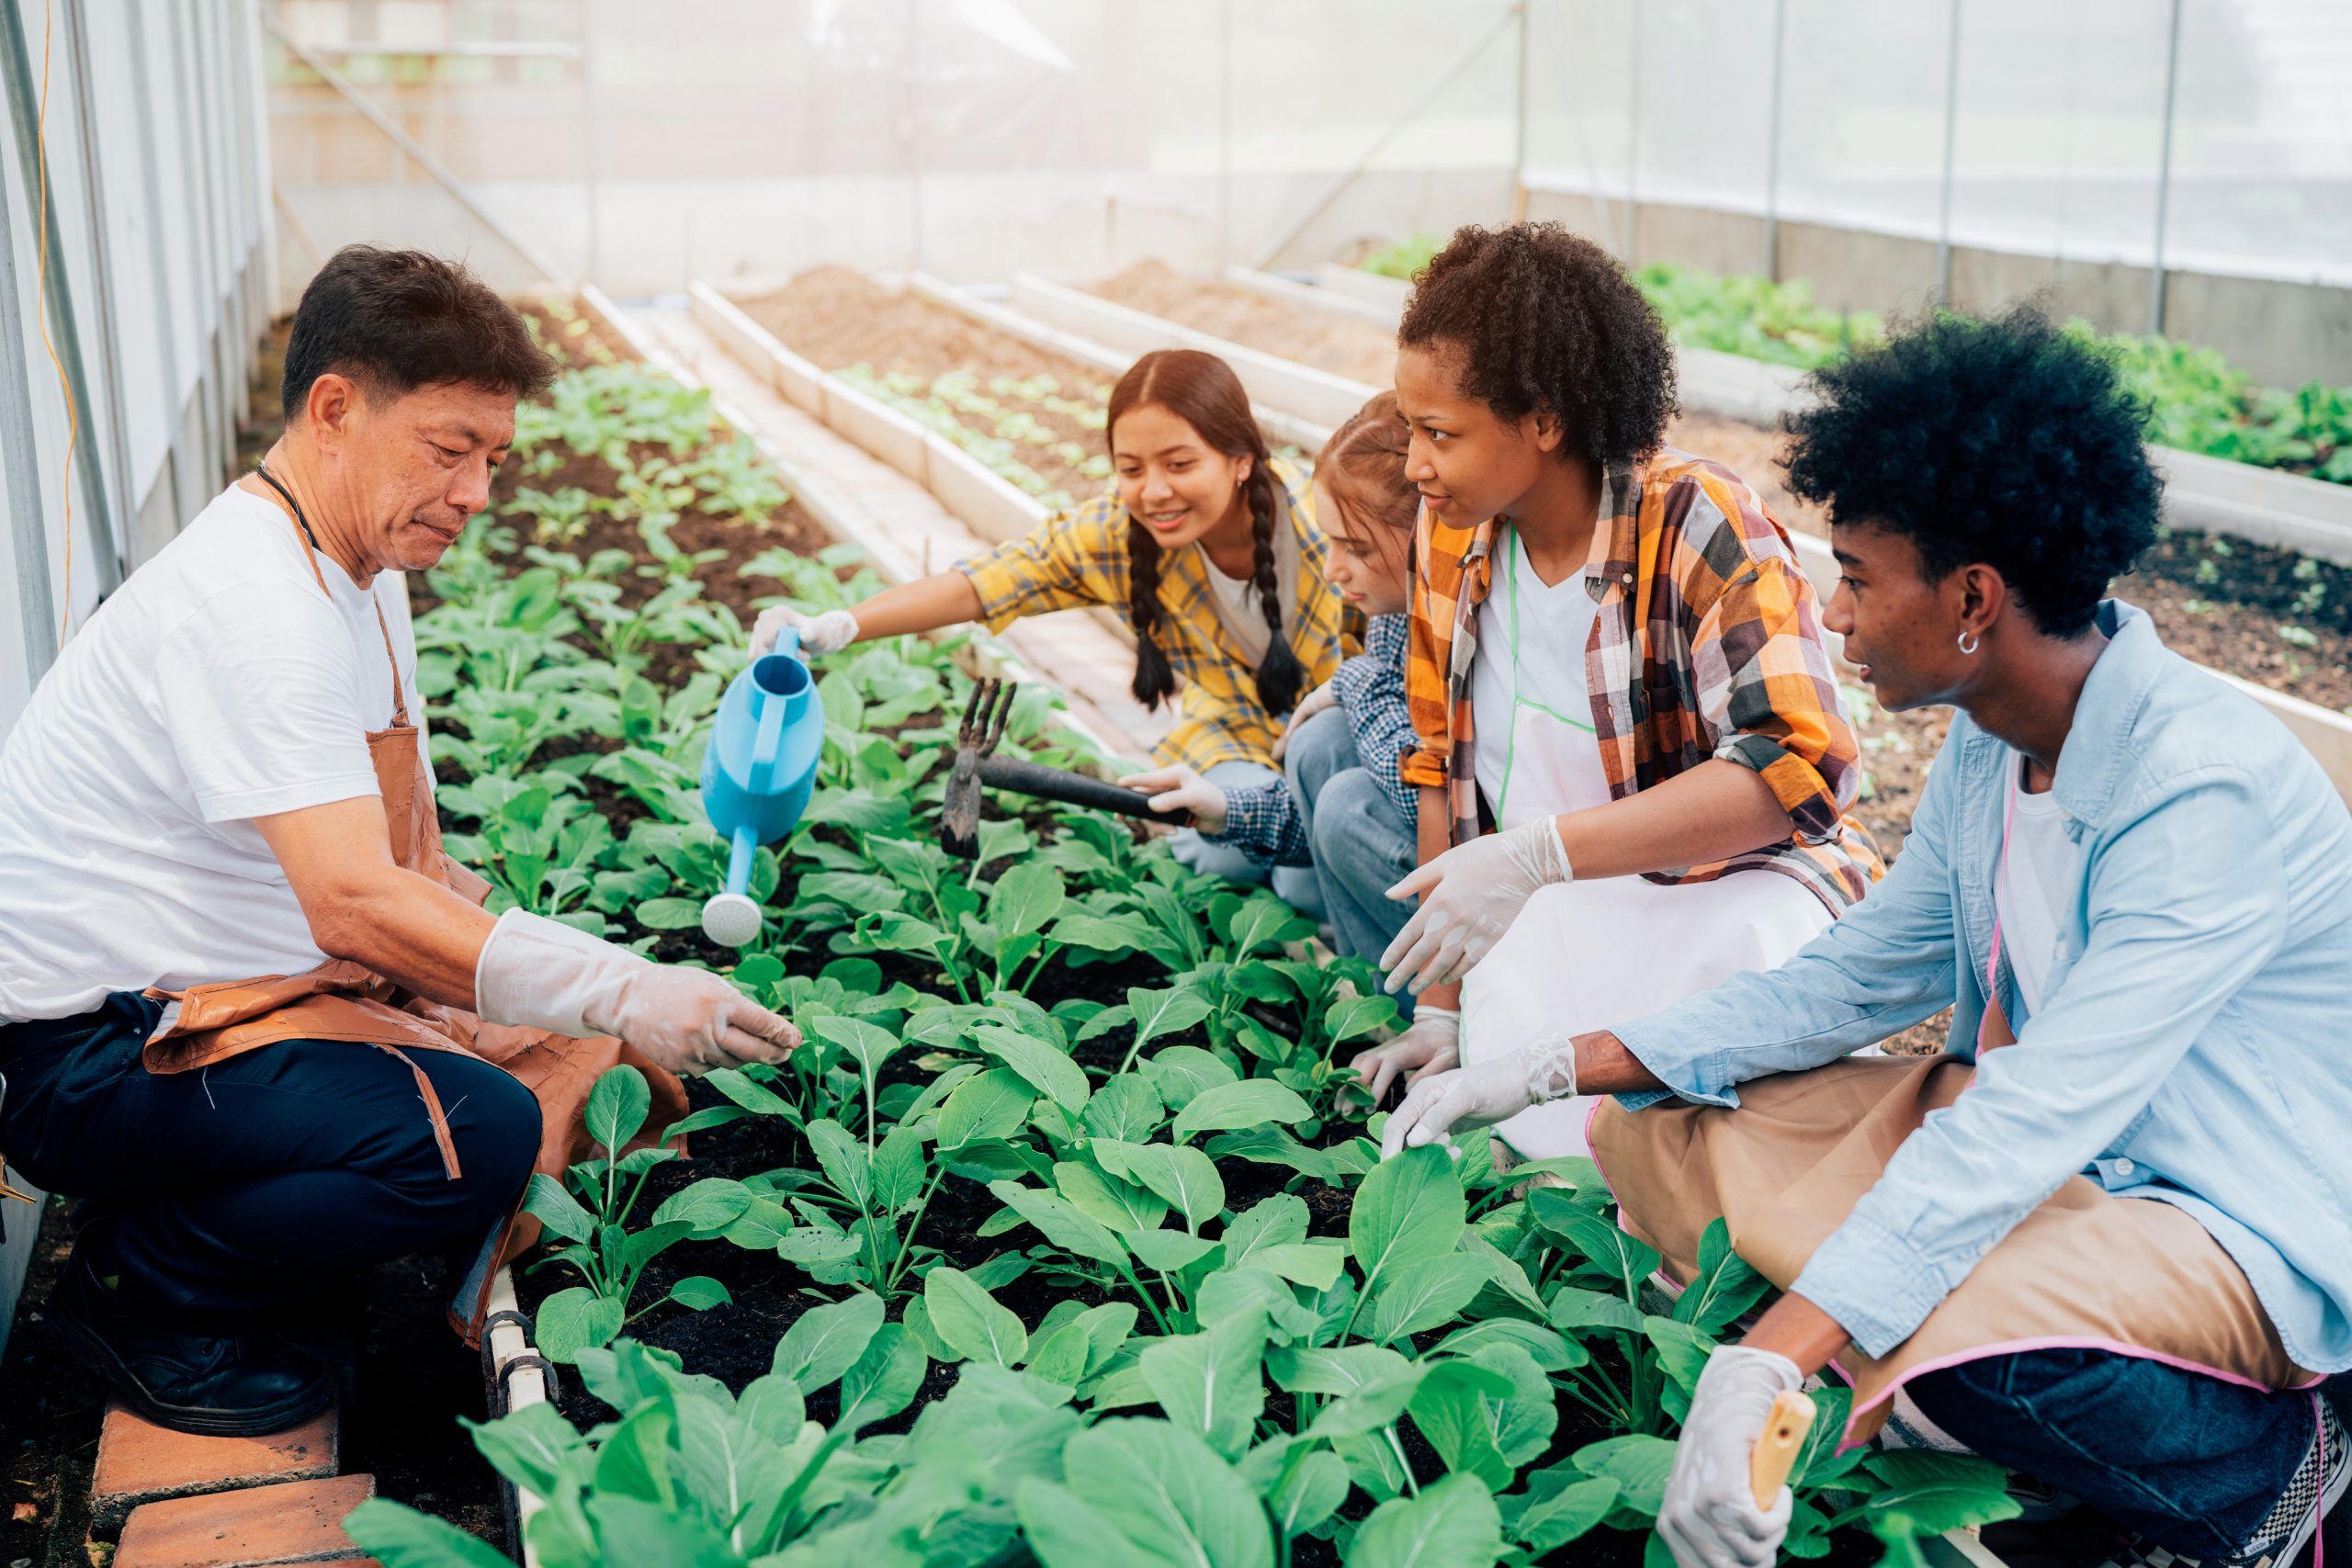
[697,631,826,947]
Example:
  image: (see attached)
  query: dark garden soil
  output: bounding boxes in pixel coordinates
[735,269,1116,502]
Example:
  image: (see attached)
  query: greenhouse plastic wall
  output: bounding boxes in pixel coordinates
[0,0,272,1351]
[265,0,2347,388]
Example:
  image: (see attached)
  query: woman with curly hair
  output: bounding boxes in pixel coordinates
[754,348,1352,904]
[1351,222,1883,1150]
[1383,307,2352,1568]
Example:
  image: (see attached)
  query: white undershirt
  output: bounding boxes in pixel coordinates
[1995,754,2083,1016]
[1472,526,1611,829]
[1197,547,1272,667]
[0,484,419,1022]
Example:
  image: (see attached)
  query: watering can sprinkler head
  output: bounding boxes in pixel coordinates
[939,678,1191,859]
[697,630,826,947]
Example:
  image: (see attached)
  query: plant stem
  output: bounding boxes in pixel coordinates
[1382,1425,1419,1497]
[1113,1257,1174,1336]
[884,1166,949,1296]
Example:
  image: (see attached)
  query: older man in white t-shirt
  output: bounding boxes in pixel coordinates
[0,247,799,1437]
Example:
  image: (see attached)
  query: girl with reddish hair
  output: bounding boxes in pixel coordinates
[754,348,1355,903]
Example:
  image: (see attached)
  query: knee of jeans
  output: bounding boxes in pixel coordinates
[442,1066,542,1215]
[1310,770,1396,859]
[1283,706,1354,797]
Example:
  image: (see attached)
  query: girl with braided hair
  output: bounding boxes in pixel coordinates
[752,348,1354,904]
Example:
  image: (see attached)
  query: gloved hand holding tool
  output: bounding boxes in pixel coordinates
[751,603,861,658]
[1657,1348,1815,1568]
[941,679,1190,858]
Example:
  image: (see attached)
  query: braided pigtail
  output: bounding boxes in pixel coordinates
[1245,464,1306,715]
[1125,516,1178,709]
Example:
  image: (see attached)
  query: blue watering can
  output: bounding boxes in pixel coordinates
[697,630,825,947]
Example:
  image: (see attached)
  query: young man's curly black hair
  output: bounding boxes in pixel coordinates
[1782,307,2161,638]
[1398,222,1678,468]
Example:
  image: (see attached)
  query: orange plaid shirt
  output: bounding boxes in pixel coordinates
[1402,447,1883,911]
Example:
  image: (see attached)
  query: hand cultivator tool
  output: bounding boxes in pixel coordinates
[940,678,1188,859]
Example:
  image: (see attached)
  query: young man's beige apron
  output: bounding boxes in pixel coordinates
[137,473,687,1345]
[1457,524,1834,1159]
[1588,1015,2318,1447]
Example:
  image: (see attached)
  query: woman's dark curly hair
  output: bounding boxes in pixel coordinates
[1781,307,2160,637]
[1397,222,1678,468]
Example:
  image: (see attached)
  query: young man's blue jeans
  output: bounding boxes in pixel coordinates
[1906,1347,2329,1553]
[1282,707,1416,974]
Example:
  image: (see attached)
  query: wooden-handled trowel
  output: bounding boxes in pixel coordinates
[939,678,1190,859]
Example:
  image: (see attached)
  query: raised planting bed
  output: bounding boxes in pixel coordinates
[334,298,2035,1568]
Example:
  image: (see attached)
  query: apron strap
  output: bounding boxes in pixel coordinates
[254,463,411,728]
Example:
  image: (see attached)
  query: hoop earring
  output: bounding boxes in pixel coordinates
[1957,631,1981,656]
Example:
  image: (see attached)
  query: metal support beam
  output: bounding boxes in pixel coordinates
[260,6,572,288]
[0,121,59,677]
[0,0,122,596]
[1761,0,1787,280]
[1935,0,1964,302]
[62,0,134,578]
[2148,0,2183,336]
[1252,1,1521,272]
[125,10,197,527]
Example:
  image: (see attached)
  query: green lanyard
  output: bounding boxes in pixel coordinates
[1491,521,1598,822]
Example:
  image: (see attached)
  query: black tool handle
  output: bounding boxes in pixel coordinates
[976,755,1189,826]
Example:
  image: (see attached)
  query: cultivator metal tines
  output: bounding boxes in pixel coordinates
[938,677,1190,859]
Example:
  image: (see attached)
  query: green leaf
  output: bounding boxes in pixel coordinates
[803,1118,872,1208]
[523,1172,594,1244]
[1573,1434,1677,1517]
[1171,1079,1313,1141]
[1126,983,1217,1055]
[1515,1474,1620,1552]
[873,1124,928,1213]
[991,860,1068,939]
[633,896,707,931]
[583,1066,651,1154]
[811,1016,899,1081]
[1138,1309,1267,1458]
[1097,1140,1225,1231]
[1054,1159,1168,1235]
[1430,1317,1585,1372]
[1018,1419,1275,1568]
[972,1021,1092,1112]
[534,1285,624,1363]
[1370,1253,1497,1343]
[923,1265,1028,1367]
[770,1291,885,1393]
[1548,1283,1648,1335]
[1222,1193,1308,1267]
[702,1066,794,1118]
[1138,1044,1238,1109]
[1530,1190,1661,1302]
[1642,1315,1718,1399]
[459,1400,586,1499]
[1245,1241,1347,1291]
[1078,1073,1165,1142]
[1861,1450,2025,1536]
[1349,1142,1466,1288]
[989,1179,1129,1266]
[1349,1473,1504,1568]
[1323,992,1398,1045]
[1126,1227,1219,1272]
[648,1177,754,1237]
[1672,1216,1770,1334]
[665,1275,729,1311]
[1406,1358,1519,1488]
[343,1498,516,1568]
[937,1066,1036,1150]
[1266,1448,1349,1538]
[832,1321,928,1434]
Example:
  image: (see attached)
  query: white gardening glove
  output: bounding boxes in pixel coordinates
[475,909,801,1077]
[1349,1007,1460,1106]
[1118,765,1227,834]
[1378,1032,1574,1159]
[750,604,860,659]
[1272,680,1338,761]
[1380,816,1572,994]
[1657,1347,1804,1568]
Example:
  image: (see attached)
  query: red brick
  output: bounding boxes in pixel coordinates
[91,1401,339,1540]
[113,1473,376,1567]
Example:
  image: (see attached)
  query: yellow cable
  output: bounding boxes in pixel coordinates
[32,0,78,645]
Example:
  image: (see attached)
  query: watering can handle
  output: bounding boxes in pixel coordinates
[752,682,786,778]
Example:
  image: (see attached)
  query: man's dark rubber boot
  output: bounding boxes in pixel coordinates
[42,1246,334,1437]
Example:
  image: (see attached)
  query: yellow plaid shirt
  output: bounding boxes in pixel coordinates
[961,457,1358,772]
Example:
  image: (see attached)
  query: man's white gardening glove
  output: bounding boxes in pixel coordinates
[1657,1347,1804,1568]
[1377,1032,1575,1159]
[750,604,860,659]
[1118,765,1227,834]
[475,909,800,1077]
[1380,816,1572,994]
[1349,1006,1460,1105]
[1272,680,1338,761]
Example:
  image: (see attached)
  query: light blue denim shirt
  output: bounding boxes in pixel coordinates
[1611,601,2352,1370]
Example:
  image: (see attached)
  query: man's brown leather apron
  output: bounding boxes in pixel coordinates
[1588,1052,2316,1446]
[138,476,687,1344]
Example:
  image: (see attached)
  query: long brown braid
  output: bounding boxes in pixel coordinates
[1106,349,1305,715]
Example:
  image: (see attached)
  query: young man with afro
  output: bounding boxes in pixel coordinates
[1385,307,2352,1567]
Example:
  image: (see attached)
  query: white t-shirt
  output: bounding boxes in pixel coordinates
[1198,551,1272,667]
[0,484,421,1022]
[1994,755,2083,1015]
[1472,526,1611,829]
